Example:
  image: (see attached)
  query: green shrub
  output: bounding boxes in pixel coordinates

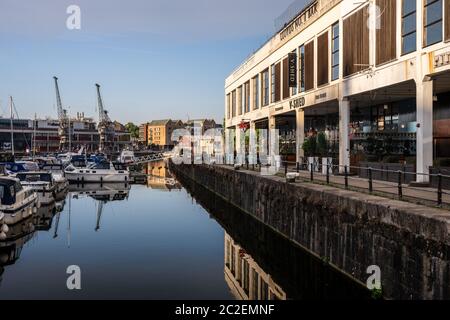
[383,155,401,163]
[438,158,450,168]
[317,132,328,156]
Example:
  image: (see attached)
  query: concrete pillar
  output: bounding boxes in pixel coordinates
[249,121,257,164]
[235,125,245,164]
[416,79,434,183]
[339,99,350,172]
[269,115,276,130]
[296,109,305,164]
[268,115,278,167]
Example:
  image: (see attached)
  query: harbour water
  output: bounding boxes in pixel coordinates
[0,161,369,299]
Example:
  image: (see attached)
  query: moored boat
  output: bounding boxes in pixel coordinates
[64,161,129,183]
[119,150,135,164]
[15,172,56,206]
[0,177,38,226]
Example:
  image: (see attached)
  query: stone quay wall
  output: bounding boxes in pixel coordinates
[169,162,450,299]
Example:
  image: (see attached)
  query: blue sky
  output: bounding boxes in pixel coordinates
[0,0,294,124]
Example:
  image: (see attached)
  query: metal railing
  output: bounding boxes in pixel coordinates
[217,156,450,208]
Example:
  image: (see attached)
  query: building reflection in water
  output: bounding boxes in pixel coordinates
[224,233,286,300]
[175,169,372,300]
[145,160,181,191]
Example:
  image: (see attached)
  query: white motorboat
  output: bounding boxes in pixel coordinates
[14,172,56,206]
[119,150,135,164]
[0,212,7,240]
[40,164,69,200]
[0,177,38,226]
[64,161,130,183]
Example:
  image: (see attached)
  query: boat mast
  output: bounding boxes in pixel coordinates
[9,96,14,156]
[67,193,71,248]
[95,201,103,231]
[33,113,37,158]
[68,111,72,152]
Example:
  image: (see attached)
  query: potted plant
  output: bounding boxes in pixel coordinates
[302,135,318,172]
[317,132,332,174]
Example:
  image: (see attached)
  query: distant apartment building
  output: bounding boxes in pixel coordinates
[147,119,184,147]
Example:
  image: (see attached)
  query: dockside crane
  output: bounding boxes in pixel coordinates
[95,83,115,153]
[53,76,69,151]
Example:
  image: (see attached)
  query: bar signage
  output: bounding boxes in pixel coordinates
[288,52,297,87]
[289,97,305,109]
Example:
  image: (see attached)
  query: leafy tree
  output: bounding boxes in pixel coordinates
[125,122,139,139]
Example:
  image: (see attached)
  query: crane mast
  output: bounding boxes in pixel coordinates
[53,76,69,151]
[95,83,115,153]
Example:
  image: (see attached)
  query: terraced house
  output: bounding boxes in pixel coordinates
[225,0,450,183]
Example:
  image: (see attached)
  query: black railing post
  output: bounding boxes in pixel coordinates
[326,163,330,185]
[398,170,402,199]
[310,163,314,181]
[296,162,300,173]
[438,173,443,206]
[368,167,373,193]
[344,165,348,189]
[284,160,288,176]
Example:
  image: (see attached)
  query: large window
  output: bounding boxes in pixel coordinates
[304,41,314,91]
[331,22,340,80]
[237,86,242,116]
[271,64,276,103]
[343,7,370,76]
[231,90,236,117]
[317,31,329,86]
[298,45,305,92]
[424,0,443,47]
[244,81,250,113]
[253,75,259,110]
[262,69,269,106]
[226,93,231,119]
[402,0,417,54]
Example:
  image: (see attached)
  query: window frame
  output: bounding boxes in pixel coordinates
[402,0,417,55]
[423,0,443,47]
[331,22,340,81]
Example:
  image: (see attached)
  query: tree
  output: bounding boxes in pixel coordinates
[125,122,139,139]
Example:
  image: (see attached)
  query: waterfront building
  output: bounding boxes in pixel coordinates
[0,114,130,154]
[139,123,149,144]
[224,233,286,300]
[225,0,450,182]
[147,119,184,148]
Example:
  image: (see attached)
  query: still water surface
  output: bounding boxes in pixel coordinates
[0,163,369,299]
